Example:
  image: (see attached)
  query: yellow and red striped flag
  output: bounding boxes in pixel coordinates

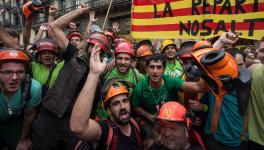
[131,0,264,40]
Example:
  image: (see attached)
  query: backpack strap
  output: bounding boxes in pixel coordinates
[21,74,32,106]
[211,97,222,132]
[107,118,142,150]
[190,128,205,150]
[241,115,248,141]
[74,141,82,150]
[130,118,143,150]
[106,121,114,150]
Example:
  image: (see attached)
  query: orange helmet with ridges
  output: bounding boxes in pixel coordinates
[86,32,109,52]
[115,42,135,57]
[193,41,212,52]
[103,83,129,108]
[137,45,153,58]
[156,101,186,122]
[0,50,29,63]
[36,41,57,55]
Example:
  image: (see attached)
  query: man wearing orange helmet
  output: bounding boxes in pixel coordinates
[150,101,205,150]
[104,42,145,87]
[70,44,143,150]
[160,40,184,78]
[0,50,42,150]
[136,45,153,75]
[132,53,209,148]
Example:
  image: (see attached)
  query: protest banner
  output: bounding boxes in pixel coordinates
[131,0,264,40]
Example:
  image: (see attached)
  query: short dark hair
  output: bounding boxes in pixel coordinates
[179,41,196,54]
[259,36,264,47]
[225,48,246,62]
[146,53,166,67]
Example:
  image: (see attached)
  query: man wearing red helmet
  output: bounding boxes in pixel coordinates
[104,42,145,87]
[0,50,42,150]
[67,30,83,47]
[150,101,205,150]
[33,5,112,149]
[31,38,64,97]
[70,44,144,150]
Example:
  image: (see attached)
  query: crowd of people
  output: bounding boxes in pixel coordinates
[0,3,263,150]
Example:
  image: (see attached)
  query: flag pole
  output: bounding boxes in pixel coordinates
[102,0,113,31]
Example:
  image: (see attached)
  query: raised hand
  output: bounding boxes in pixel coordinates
[39,23,48,31]
[49,5,58,16]
[68,22,77,29]
[89,11,98,22]
[89,43,107,74]
[219,32,239,45]
[0,9,5,17]
[112,22,120,32]
[78,3,91,14]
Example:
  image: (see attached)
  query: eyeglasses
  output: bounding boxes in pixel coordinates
[0,70,26,78]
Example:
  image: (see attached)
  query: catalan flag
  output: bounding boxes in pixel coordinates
[131,0,264,40]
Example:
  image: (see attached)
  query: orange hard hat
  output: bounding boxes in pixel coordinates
[103,83,129,108]
[36,41,57,55]
[156,101,186,122]
[0,50,29,63]
[115,42,135,57]
[86,32,109,52]
[137,45,153,58]
[22,2,44,18]
[193,41,212,52]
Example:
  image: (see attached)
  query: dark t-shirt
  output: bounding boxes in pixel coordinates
[149,143,202,150]
[96,120,143,150]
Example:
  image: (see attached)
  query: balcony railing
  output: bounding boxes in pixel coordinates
[10,0,132,30]
[56,0,131,16]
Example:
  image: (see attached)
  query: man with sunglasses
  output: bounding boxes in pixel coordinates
[0,50,42,150]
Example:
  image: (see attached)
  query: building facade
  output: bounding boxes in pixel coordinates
[0,0,131,45]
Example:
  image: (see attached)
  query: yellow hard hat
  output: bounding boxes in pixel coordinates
[160,40,176,53]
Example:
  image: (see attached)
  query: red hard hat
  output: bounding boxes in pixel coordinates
[86,32,109,52]
[67,31,83,39]
[0,50,29,63]
[36,41,57,55]
[156,101,186,122]
[115,42,135,57]
[104,31,114,41]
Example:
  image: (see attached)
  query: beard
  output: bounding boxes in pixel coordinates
[112,109,130,125]
[117,65,130,74]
